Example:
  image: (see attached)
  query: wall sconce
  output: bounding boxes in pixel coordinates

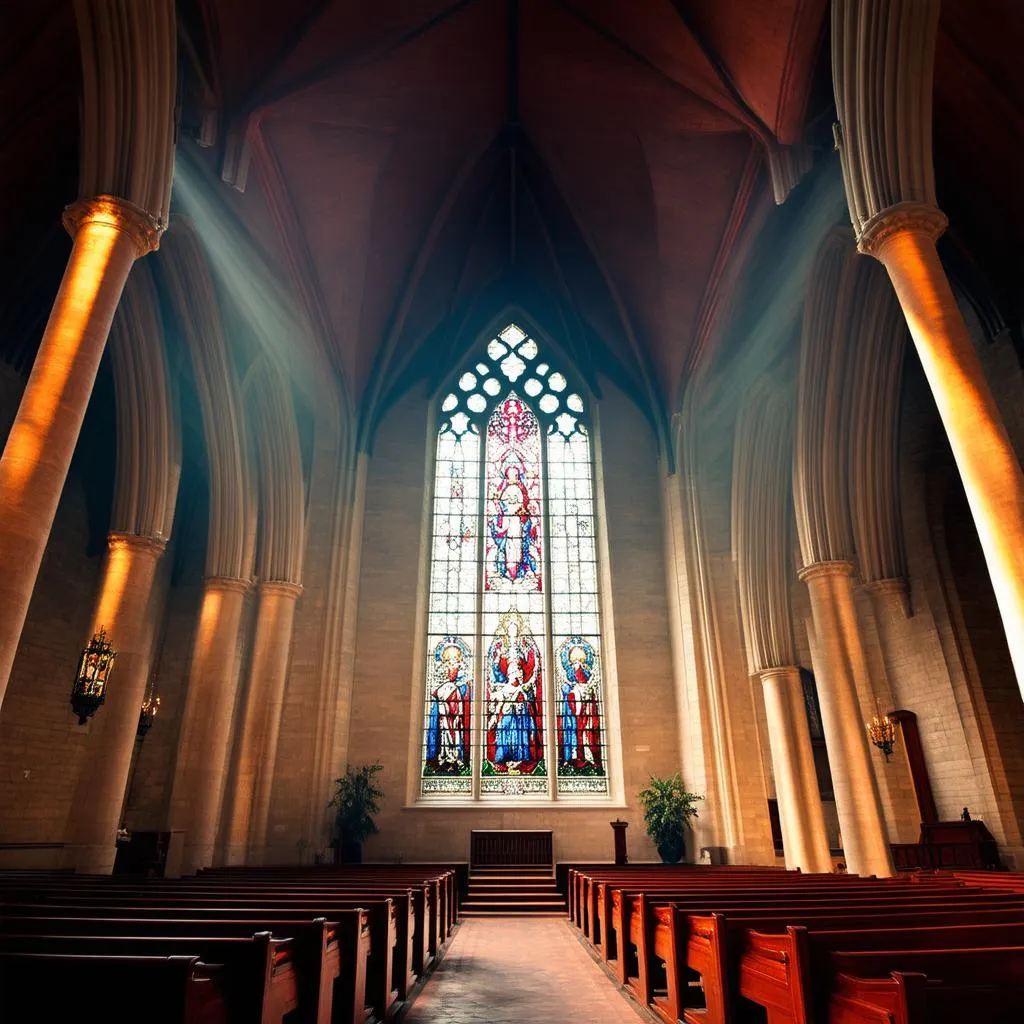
[70,626,116,725]
[867,713,897,761]
[137,695,161,738]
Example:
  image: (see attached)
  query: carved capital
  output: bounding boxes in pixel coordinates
[860,576,911,619]
[204,575,254,596]
[63,194,163,257]
[258,580,304,601]
[107,531,167,560]
[797,559,855,583]
[857,202,948,259]
[757,666,802,687]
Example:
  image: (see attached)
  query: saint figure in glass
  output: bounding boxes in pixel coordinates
[424,636,472,775]
[557,637,603,773]
[485,396,542,592]
[485,612,544,775]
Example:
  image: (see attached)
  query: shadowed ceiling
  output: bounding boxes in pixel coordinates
[2,0,1022,445]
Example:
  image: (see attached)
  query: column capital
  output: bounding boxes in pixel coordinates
[857,202,948,259]
[203,575,254,596]
[258,580,303,600]
[63,194,163,257]
[797,559,855,584]
[757,666,802,686]
[107,531,167,559]
[860,576,911,619]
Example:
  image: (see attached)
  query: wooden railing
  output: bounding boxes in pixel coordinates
[470,830,552,867]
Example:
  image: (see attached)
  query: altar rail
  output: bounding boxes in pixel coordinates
[470,830,552,868]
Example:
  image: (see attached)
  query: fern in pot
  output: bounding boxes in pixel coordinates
[328,761,384,864]
[638,773,703,864]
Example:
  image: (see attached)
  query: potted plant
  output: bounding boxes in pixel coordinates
[328,760,384,864]
[638,772,703,864]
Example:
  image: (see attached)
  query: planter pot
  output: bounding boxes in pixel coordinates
[657,832,685,865]
[339,839,363,865]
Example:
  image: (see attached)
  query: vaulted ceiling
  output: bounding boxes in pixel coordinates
[2,0,1022,446]
[174,0,829,435]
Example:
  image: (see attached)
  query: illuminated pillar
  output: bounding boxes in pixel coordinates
[170,575,251,875]
[63,533,165,873]
[859,206,1024,698]
[223,580,301,865]
[759,667,833,873]
[0,196,160,708]
[799,561,893,877]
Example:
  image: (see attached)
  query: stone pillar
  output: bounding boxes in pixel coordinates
[758,667,833,874]
[859,207,1024,696]
[63,532,165,872]
[799,561,893,876]
[170,575,251,875]
[223,580,302,865]
[0,197,159,707]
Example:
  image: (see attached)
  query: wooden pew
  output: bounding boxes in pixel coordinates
[7,877,428,981]
[195,866,457,943]
[661,902,1024,1024]
[0,931,297,1024]
[0,952,227,1024]
[569,866,791,932]
[606,881,973,971]
[740,925,1024,1024]
[584,871,847,942]
[829,948,1024,1024]
[0,896,398,1022]
[615,886,1007,1013]
[0,914,369,1024]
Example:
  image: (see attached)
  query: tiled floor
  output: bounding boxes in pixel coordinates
[403,917,646,1024]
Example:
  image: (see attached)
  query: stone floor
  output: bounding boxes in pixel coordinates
[403,917,646,1024]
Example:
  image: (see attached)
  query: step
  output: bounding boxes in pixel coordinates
[470,866,553,875]
[460,897,565,905]
[466,889,561,899]
[461,900,566,911]
[460,910,566,918]
[461,905,566,915]
[467,873,555,883]
[467,881,559,891]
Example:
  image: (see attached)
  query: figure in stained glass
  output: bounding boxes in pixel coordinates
[557,637,603,773]
[485,396,542,591]
[425,637,472,775]
[485,613,544,774]
[489,462,539,584]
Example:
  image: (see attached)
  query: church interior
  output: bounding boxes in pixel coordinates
[2,0,1024,1020]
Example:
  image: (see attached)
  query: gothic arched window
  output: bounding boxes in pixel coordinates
[420,323,609,800]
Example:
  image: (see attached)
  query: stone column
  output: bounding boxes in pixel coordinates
[759,667,833,873]
[0,197,159,707]
[799,561,893,877]
[170,575,251,875]
[63,532,165,872]
[859,207,1024,695]
[223,581,302,865]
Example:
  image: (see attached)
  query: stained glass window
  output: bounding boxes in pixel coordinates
[420,324,609,799]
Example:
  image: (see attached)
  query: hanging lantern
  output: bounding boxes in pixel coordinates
[70,626,116,725]
[137,695,161,738]
[866,713,897,761]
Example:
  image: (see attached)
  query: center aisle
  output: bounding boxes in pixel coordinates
[404,917,646,1024]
